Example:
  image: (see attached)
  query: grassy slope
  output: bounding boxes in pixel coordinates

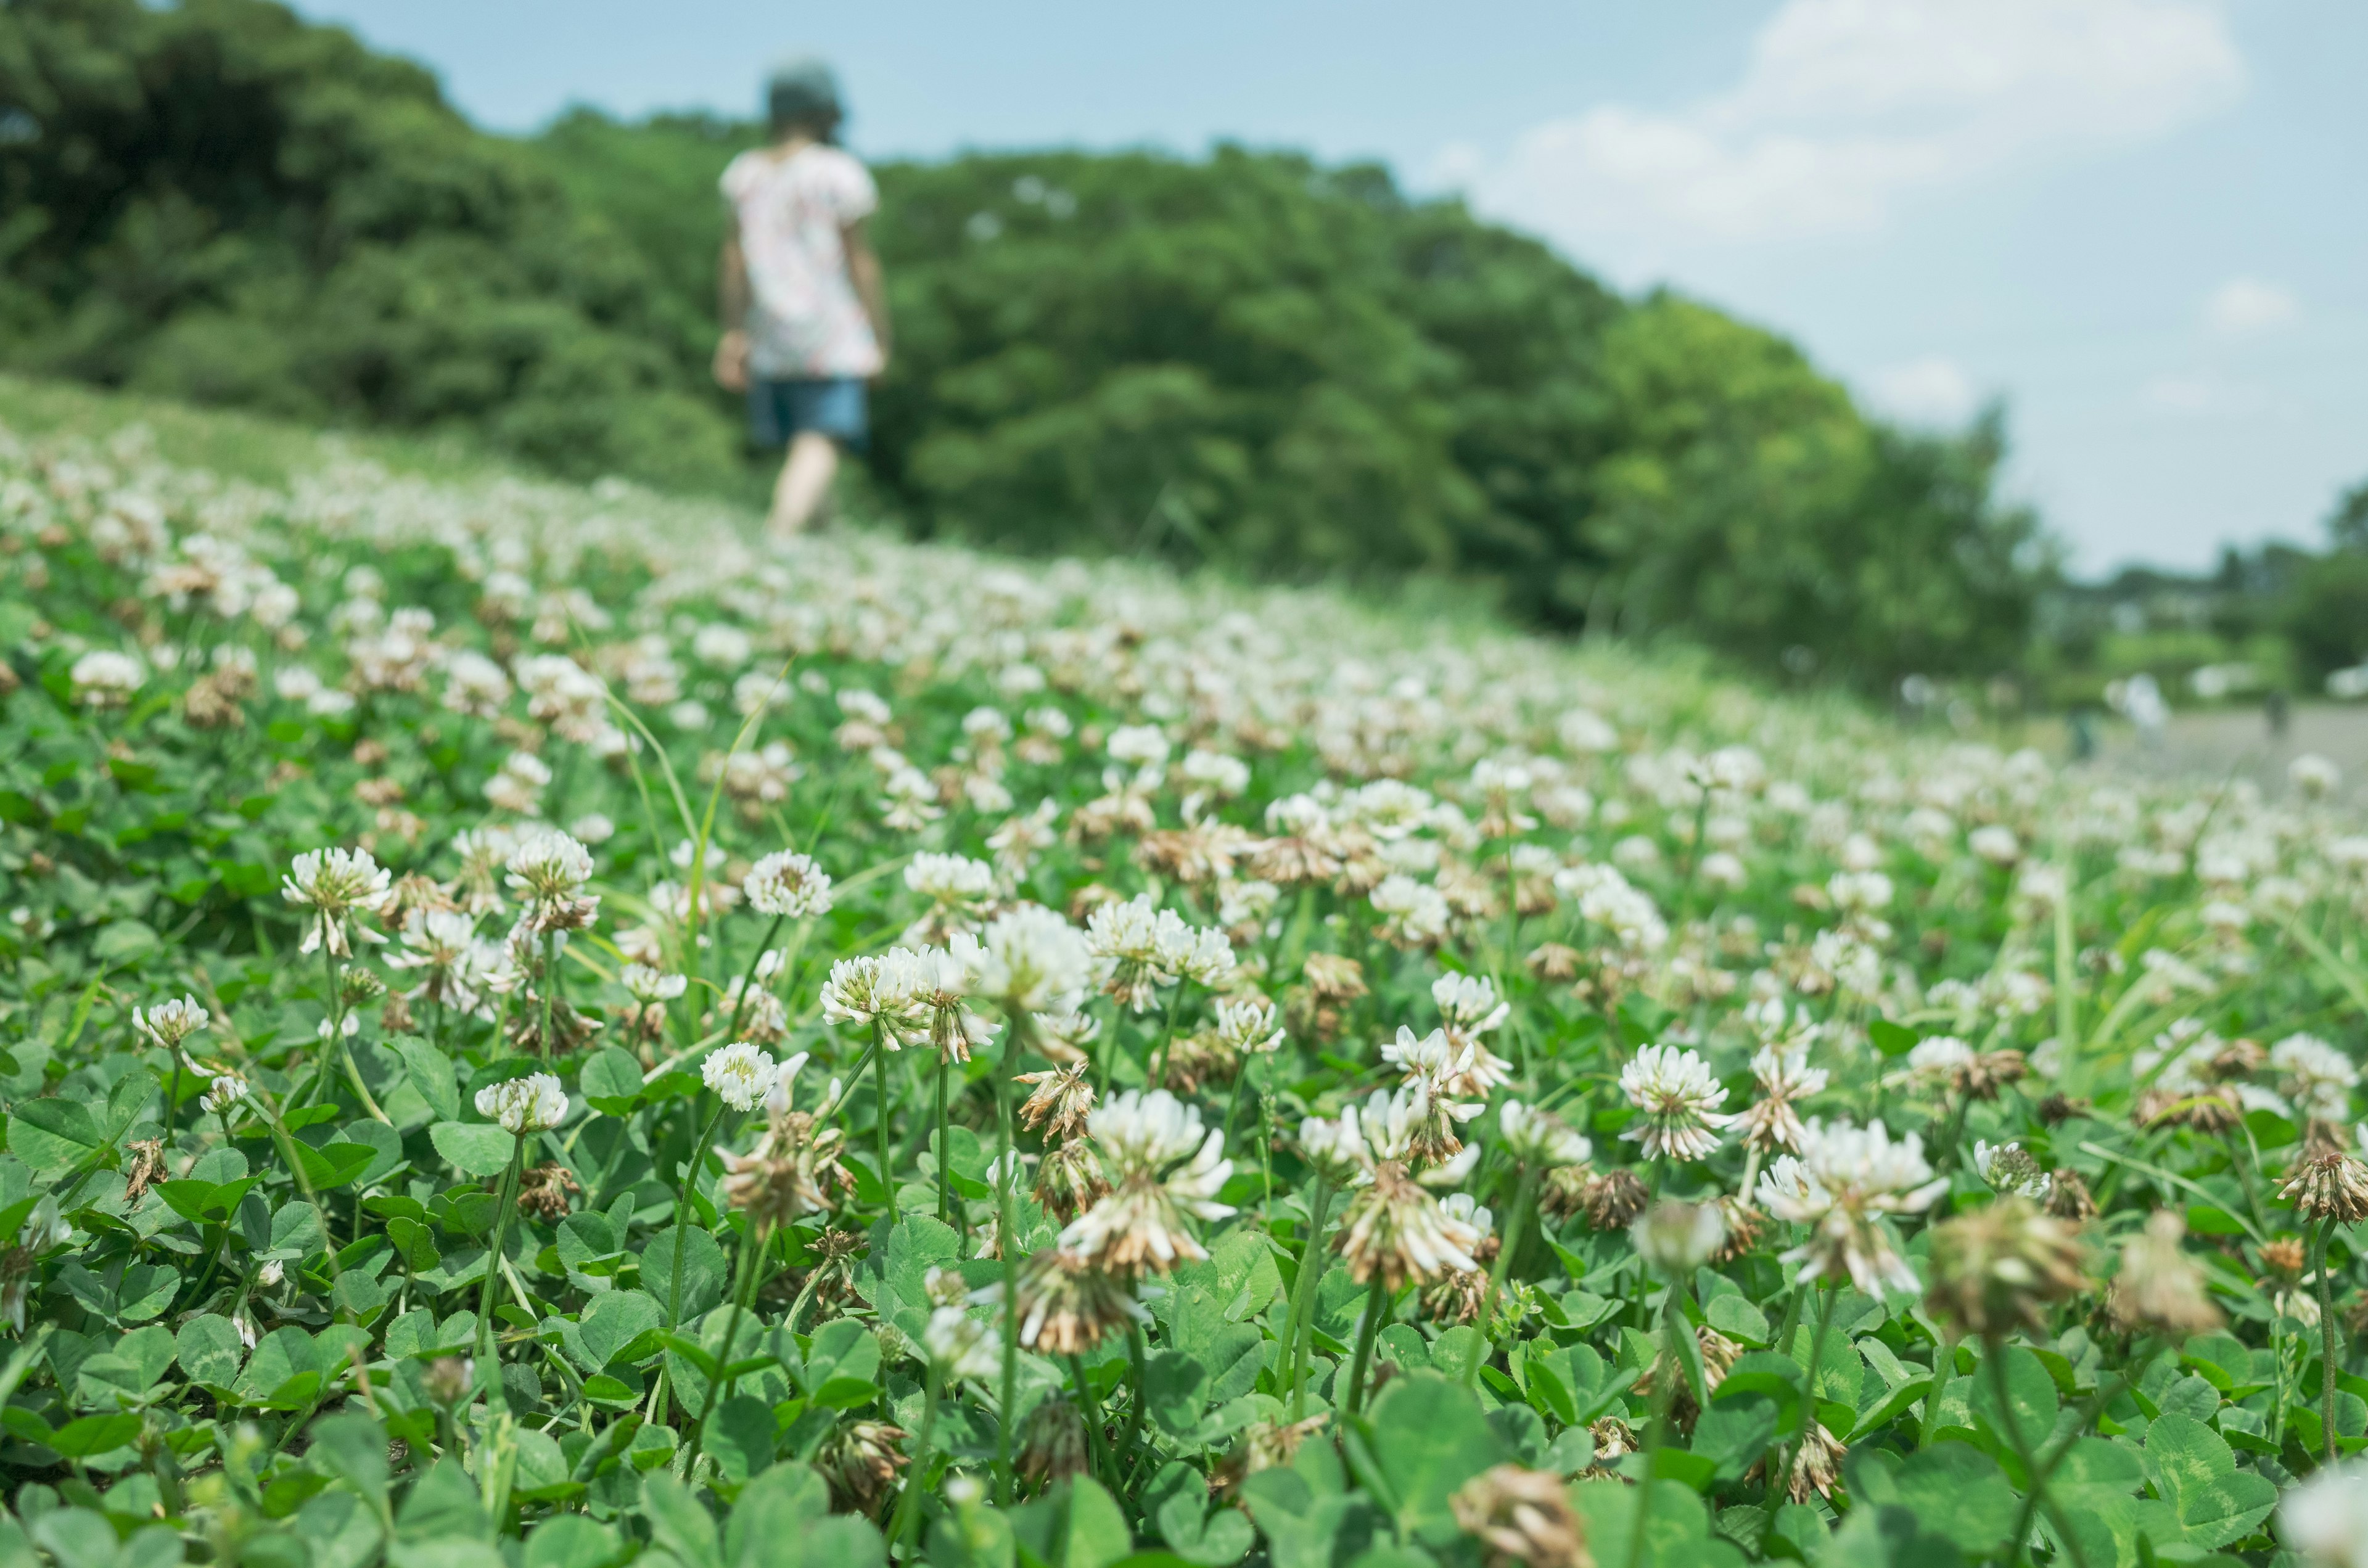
[0,371,1947,760]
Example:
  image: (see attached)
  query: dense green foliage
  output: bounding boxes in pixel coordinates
[0,382,2358,1568]
[0,0,2050,690]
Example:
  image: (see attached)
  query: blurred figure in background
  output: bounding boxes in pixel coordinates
[713,59,892,536]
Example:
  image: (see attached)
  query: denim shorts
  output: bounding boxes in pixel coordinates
[747,376,868,450]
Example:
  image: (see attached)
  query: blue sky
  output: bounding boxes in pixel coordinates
[292,0,2367,576]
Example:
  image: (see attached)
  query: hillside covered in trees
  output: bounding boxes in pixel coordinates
[0,0,2054,689]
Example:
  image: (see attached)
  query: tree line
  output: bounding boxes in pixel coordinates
[0,0,2061,690]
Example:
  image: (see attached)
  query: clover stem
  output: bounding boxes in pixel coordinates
[680,1213,767,1477]
[1463,1164,1536,1387]
[1984,1339,2057,1568]
[874,1022,897,1222]
[726,912,786,1042]
[1622,1347,1675,1568]
[935,1054,952,1227]
[1342,1274,1388,1418]
[888,1369,941,1558]
[667,1097,729,1326]
[2319,1214,2342,1464]
[475,1143,525,1413]
[1774,1283,1835,1503]
[992,1020,1022,1504]
[1121,1323,1149,1460]
[1069,1354,1114,1487]
[1283,1177,1334,1421]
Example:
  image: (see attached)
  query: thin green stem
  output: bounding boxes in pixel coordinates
[1986,1340,2057,1568]
[475,1146,526,1412]
[1342,1275,1389,1418]
[874,1023,897,1222]
[2006,1339,2160,1558]
[727,913,788,1043]
[1463,1165,1537,1387]
[888,1371,941,1558]
[992,1024,1022,1505]
[1121,1324,1149,1461]
[935,1055,952,1226]
[1069,1355,1114,1487]
[2319,1215,2342,1464]
[681,1215,768,1477]
[667,1098,730,1326]
[1284,1179,1335,1421]
[1775,1284,1835,1503]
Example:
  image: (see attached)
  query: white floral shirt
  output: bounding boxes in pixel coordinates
[721,144,884,379]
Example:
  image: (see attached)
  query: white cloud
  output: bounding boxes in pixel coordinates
[1452,0,2244,263]
[2141,371,2265,416]
[2202,276,2298,337]
[1865,356,1980,425]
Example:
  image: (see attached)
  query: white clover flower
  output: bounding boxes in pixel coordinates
[620,963,688,1003]
[1383,1025,1508,1104]
[1085,894,1191,1011]
[1059,1090,1235,1275]
[1178,749,1251,798]
[702,1042,779,1112]
[1618,1044,1735,1162]
[1631,1199,1726,1276]
[1736,1044,1829,1155]
[2273,1032,2358,1121]
[1968,824,2021,865]
[202,1073,249,1114]
[1299,1112,1370,1186]
[281,847,393,956]
[70,650,146,707]
[746,850,833,918]
[1497,1100,1591,1169]
[134,996,210,1049]
[924,1301,1000,1382]
[1433,972,1510,1036]
[1757,1119,1947,1293]
[977,905,1092,1014]
[504,828,594,904]
[819,950,930,1042]
[476,1072,569,1134]
[1106,724,1171,768]
[2282,1459,2368,1567]
[906,852,995,905]
[1211,996,1285,1056]
[1972,1139,2052,1200]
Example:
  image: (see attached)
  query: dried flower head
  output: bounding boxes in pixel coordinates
[1449,1465,1592,1568]
[1333,1155,1483,1291]
[2282,1151,2368,1223]
[2108,1209,2223,1340]
[1016,1059,1096,1143]
[983,1247,1151,1355]
[1923,1196,2090,1340]
[816,1419,908,1517]
[516,1162,582,1222]
[1578,1170,1650,1232]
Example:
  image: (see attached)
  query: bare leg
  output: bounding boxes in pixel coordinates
[768,432,839,536]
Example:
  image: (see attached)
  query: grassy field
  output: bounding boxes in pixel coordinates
[1,376,2362,1566]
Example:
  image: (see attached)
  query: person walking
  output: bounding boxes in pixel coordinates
[713,59,891,536]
